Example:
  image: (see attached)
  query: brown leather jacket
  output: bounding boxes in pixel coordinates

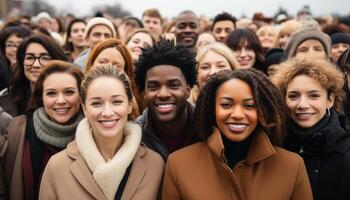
[162,128,313,200]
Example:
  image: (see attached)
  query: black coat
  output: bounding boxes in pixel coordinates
[135,102,198,161]
[284,110,350,200]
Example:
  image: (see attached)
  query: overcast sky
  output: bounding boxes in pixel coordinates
[46,0,350,19]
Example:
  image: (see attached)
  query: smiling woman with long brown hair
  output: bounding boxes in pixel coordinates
[4,60,84,200]
[163,69,312,200]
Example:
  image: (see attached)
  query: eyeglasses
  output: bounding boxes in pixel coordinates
[24,54,52,66]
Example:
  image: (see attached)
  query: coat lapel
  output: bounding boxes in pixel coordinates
[68,142,107,200]
[121,146,147,200]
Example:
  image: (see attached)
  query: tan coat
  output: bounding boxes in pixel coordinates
[4,115,27,200]
[39,141,164,200]
[162,129,313,200]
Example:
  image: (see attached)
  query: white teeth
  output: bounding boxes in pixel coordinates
[101,120,115,125]
[228,124,247,132]
[296,113,314,119]
[158,104,173,108]
[229,124,246,129]
[55,108,69,113]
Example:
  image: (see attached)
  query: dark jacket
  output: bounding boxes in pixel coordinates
[0,89,18,117]
[136,102,198,160]
[284,109,350,200]
[0,59,11,91]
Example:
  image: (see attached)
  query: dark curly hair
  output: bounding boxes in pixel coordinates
[135,38,197,93]
[211,12,237,30]
[194,68,286,146]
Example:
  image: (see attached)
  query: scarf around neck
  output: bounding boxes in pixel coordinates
[286,108,348,155]
[33,107,84,148]
[75,118,141,200]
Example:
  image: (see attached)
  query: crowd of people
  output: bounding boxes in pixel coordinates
[0,4,350,200]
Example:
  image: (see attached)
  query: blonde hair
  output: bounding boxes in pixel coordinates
[274,20,301,48]
[81,64,136,120]
[256,25,278,37]
[123,28,157,46]
[196,42,238,70]
[272,58,345,112]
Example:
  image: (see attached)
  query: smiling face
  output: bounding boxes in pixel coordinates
[232,41,256,69]
[126,32,153,63]
[43,73,80,124]
[197,50,232,89]
[5,34,23,67]
[92,47,126,70]
[286,75,334,128]
[215,78,258,142]
[83,77,132,140]
[144,65,190,123]
[175,13,200,48]
[24,42,51,85]
[258,30,276,49]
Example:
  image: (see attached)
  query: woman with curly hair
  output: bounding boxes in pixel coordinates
[273,58,350,200]
[162,69,312,200]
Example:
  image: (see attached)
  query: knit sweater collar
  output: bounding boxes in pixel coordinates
[75,118,141,200]
[33,107,84,148]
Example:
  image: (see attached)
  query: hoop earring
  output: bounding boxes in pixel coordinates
[326,108,330,117]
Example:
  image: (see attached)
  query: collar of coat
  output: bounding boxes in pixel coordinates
[207,127,277,165]
[72,118,142,200]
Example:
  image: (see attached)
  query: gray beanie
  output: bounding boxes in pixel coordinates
[285,27,331,59]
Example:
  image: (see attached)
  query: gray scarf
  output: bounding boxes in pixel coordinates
[33,107,84,148]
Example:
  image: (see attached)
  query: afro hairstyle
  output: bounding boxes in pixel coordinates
[135,38,197,93]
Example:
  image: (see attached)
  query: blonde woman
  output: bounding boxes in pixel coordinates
[39,65,164,200]
[188,42,237,104]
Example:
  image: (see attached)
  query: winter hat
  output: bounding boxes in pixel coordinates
[285,27,331,59]
[122,17,143,28]
[265,48,286,68]
[330,32,350,45]
[84,17,116,38]
[36,12,52,22]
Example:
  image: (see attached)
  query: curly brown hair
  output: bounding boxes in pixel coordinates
[194,68,286,146]
[272,58,345,112]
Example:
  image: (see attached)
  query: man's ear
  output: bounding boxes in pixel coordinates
[185,84,191,99]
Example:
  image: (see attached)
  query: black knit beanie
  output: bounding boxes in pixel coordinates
[331,32,350,45]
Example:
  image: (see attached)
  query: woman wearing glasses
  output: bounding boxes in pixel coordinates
[0,34,68,116]
[4,61,84,200]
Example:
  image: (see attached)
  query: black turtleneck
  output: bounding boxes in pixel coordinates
[221,133,254,169]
